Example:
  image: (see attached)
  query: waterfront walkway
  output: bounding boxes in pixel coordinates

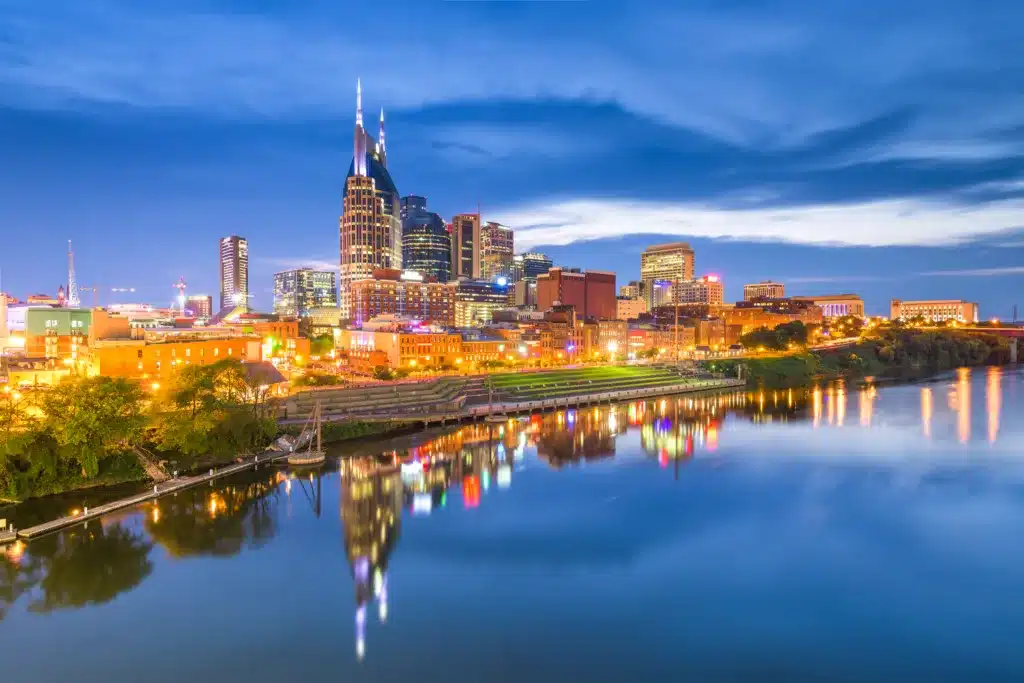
[15,451,291,541]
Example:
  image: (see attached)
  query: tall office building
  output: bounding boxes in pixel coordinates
[219,235,249,311]
[401,195,451,282]
[640,242,694,308]
[520,252,553,280]
[274,268,339,318]
[340,80,402,321]
[450,213,481,280]
[481,222,514,282]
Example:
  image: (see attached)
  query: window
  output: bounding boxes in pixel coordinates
[185,348,191,358]
[214,348,219,357]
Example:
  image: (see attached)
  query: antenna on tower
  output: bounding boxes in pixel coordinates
[67,240,81,308]
[173,276,187,314]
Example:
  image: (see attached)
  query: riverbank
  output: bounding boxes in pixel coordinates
[716,330,1014,389]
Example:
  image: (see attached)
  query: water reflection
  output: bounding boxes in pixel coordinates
[1,368,1022,678]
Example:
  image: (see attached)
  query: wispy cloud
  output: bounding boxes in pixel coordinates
[916,266,1024,277]
[497,197,1024,251]
[783,275,893,284]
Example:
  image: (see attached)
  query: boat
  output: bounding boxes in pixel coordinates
[288,401,327,466]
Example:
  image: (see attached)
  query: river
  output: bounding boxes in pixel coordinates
[2,366,1023,682]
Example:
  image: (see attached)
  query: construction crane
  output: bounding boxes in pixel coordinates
[78,285,100,307]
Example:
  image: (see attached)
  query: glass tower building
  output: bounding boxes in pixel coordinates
[401,196,451,282]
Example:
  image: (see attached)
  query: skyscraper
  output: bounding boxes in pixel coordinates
[481,221,514,282]
[450,213,481,280]
[401,195,451,282]
[640,242,694,308]
[274,268,339,318]
[340,80,402,321]
[219,235,249,311]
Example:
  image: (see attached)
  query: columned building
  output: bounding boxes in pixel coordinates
[340,80,402,321]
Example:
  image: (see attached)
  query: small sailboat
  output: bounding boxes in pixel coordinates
[288,401,327,466]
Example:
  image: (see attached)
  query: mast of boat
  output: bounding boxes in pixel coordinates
[316,401,322,454]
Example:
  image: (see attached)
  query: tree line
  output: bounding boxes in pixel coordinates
[0,359,278,501]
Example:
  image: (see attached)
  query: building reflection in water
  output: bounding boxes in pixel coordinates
[957,367,971,444]
[921,387,933,440]
[987,367,1001,444]
[334,371,1012,661]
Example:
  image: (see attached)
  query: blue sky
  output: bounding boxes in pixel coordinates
[1,0,1023,316]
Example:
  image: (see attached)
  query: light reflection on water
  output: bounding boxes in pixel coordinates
[2,367,1024,683]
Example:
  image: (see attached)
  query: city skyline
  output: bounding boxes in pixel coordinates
[1,1,1023,315]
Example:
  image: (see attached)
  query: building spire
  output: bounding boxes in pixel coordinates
[356,78,363,128]
[379,107,386,152]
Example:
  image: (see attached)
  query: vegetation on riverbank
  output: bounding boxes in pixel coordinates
[714,329,1011,388]
[0,359,392,502]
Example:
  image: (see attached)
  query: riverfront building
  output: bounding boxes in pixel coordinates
[891,299,979,324]
[791,294,864,318]
[640,243,695,308]
[273,269,338,318]
[350,269,455,327]
[340,81,402,321]
[219,235,249,311]
[743,281,785,300]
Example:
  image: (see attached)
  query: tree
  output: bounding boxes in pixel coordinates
[40,377,147,477]
[372,366,394,381]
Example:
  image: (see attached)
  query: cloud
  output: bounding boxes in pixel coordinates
[496,197,1024,250]
[783,275,893,284]
[2,1,1022,155]
[916,266,1024,277]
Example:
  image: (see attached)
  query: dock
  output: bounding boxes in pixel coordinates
[15,451,293,541]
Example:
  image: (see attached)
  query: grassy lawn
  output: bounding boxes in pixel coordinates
[489,365,670,389]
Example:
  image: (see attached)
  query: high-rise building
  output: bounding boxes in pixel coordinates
[536,267,616,320]
[890,299,979,324]
[672,276,724,305]
[185,295,213,319]
[481,222,514,282]
[274,269,339,318]
[340,80,402,321]
[401,196,451,283]
[743,281,785,301]
[451,278,510,327]
[640,243,694,308]
[450,214,481,280]
[350,269,454,327]
[219,235,249,311]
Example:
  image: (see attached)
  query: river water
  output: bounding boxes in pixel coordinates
[2,367,1024,682]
